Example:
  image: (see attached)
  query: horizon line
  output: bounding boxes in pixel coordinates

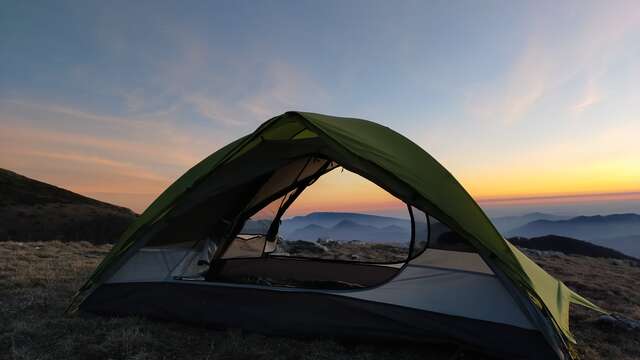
[476,190,640,204]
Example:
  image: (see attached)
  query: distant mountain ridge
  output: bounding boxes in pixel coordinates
[282,211,640,257]
[509,235,637,261]
[0,168,136,243]
[508,213,640,238]
[491,212,570,233]
[283,212,410,232]
[507,213,640,257]
[287,218,411,244]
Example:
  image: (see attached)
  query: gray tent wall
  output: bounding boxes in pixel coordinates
[82,246,557,359]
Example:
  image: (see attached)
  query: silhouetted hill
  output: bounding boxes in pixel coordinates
[1,169,123,208]
[0,168,136,243]
[508,235,637,261]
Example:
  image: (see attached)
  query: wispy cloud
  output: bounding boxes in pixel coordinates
[183,94,248,127]
[0,36,330,211]
[240,61,330,119]
[3,99,142,127]
[466,3,640,124]
[477,191,640,205]
[179,61,330,126]
[468,42,551,124]
[0,99,228,211]
[571,78,601,113]
[0,124,200,169]
[10,149,168,183]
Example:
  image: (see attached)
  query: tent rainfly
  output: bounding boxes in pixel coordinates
[69,112,606,360]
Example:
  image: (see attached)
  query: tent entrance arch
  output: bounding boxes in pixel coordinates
[199,161,419,290]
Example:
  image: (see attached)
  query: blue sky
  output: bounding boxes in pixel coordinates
[1,1,639,213]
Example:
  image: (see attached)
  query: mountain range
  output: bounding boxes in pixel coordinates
[490,212,570,233]
[2,167,638,258]
[285,218,411,244]
[281,212,411,234]
[506,214,640,257]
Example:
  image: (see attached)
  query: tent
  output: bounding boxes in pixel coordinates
[69,112,605,359]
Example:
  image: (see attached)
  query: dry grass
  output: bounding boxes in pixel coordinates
[1,241,638,360]
[0,241,460,360]
[526,251,640,360]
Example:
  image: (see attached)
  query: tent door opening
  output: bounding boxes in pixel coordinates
[203,159,416,289]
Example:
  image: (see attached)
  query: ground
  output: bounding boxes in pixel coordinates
[1,242,638,360]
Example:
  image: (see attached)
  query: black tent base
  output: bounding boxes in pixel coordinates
[80,282,557,360]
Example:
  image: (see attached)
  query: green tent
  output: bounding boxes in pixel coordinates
[71,112,604,360]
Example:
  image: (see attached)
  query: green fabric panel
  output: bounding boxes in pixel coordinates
[507,243,574,342]
[225,118,304,162]
[227,136,262,162]
[292,128,318,139]
[261,118,305,140]
[78,135,249,291]
[569,288,607,314]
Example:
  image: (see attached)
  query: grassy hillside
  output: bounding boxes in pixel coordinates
[0,169,136,243]
[1,241,638,360]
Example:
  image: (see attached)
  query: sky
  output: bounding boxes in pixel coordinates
[1,1,639,216]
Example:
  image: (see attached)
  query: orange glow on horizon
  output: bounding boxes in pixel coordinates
[476,191,640,206]
[455,158,640,206]
[285,167,403,216]
[3,129,638,215]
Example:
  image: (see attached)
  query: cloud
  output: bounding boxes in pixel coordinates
[3,99,140,127]
[477,191,640,206]
[466,3,640,124]
[571,78,601,113]
[240,61,330,118]
[0,124,200,169]
[122,89,147,113]
[179,61,330,126]
[0,99,231,211]
[0,39,331,210]
[9,149,167,183]
[183,94,248,127]
[468,42,551,124]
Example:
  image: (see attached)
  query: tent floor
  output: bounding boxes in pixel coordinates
[81,282,559,360]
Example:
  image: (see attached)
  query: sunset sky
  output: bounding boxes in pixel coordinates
[2,1,639,216]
